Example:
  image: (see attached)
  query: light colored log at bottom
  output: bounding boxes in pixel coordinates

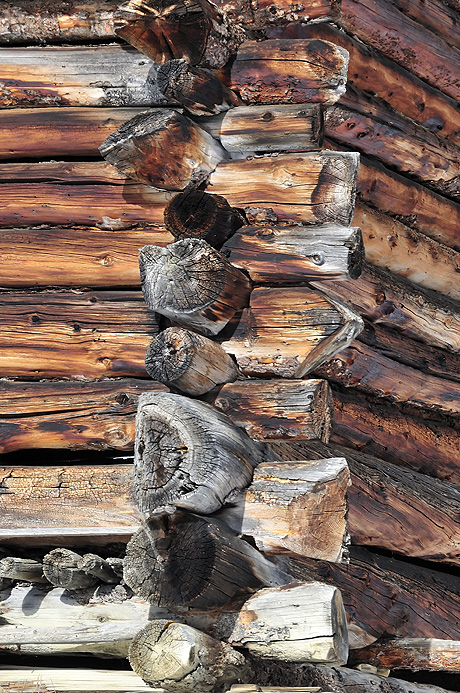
[230,688,320,693]
[0,667,154,692]
[351,638,460,672]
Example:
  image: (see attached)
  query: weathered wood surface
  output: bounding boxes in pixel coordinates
[134,392,266,515]
[279,547,460,649]
[351,638,460,673]
[146,327,238,395]
[218,457,349,562]
[214,380,333,442]
[77,553,120,583]
[0,379,167,453]
[100,109,227,190]
[225,39,348,105]
[0,667,153,692]
[222,224,364,282]
[0,45,166,108]
[315,340,460,417]
[219,287,363,378]
[43,548,98,590]
[129,620,247,693]
[0,558,47,583]
[139,240,251,336]
[212,0,339,27]
[0,291,157,379]
[277,439,460,566]
[216,104,324,152]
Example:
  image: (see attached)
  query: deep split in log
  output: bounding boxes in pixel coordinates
[222,39,349,105]
[123,512,291,607]
[100,109,227,190]
[129,620,249,693]
[115,0,244,68]
[134,392,267,515]
[42,549,99,590]
[145,327,238,395]
[222,224,364,282]
[157,59,241,115]
[219,287,363,378]
[139,239,251,336]
[164,190,245,247]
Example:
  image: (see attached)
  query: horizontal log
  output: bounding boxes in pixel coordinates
[222,224,364,281]
[0,668,153,692]
[350,638,460,673]
[314,340,460,417]
[219,286,363,378]
[340,0,460,102]
[311,262,460,353]
[269,22,460,145]
[212,0,339,27]
[0,45,166,108]
[275,438,460,566]
[0,557,47,583]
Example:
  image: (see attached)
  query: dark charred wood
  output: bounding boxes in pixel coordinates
[139,239,251,336]
[123,512,290,607]
[134,392,267,515]
[164,190,245,247]
[100,109,227,191]
[157,59,241,115]
[145,327,238,395]
[43,549,99,590]
[114,0,244,68]
[222,224,364,281]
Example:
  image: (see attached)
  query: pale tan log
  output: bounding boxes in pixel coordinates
[0,623,148,645]
[0,667,153,692]
[218,458,349,562]
[217,104,323,153]
[207,150,359,225]
[0,45,165,108]
[222,224,364,281]
[129,620,248,693]
[220,287,363,378]
[0,558,47,583]
[139,239,251,336]
[225,39,348,105]
[134,392,267,516]
[43,548,98,590]
[145,327,238,395]
[214,379,333,441]
[100,109,227,191]
[351,638,460,672]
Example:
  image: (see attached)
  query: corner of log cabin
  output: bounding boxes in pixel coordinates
[1,0,460,691]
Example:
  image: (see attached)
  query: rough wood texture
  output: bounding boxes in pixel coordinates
[145,327,237,395]
[0,668,152,692]
[164,190,245,247]
[43,549,98,590]
[280,547,460,648]
[222,224,364,282]
[217,104,324,153]
[340,0,460,102]
[157,59,241,115]
[100,109,227,191]
[0,291,157,379]
[207,151,359,225]
[218,457,350,562]
[220,287,363,378]
[77,554,120,583]
[213,0,340,27]
[351,638,460,673]
[129,620,248,693]
[0,379,167,453]
[214,380,333,441]
[134,392,266,516]
[0,45,166,108]
[115,0,244,68]
[139,239,251,336]
[225,39,349,105]
[123,512,290,607]
[0,558,47,583]
[280,438,460,566]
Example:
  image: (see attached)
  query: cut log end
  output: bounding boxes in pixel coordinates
[43,549,99,590]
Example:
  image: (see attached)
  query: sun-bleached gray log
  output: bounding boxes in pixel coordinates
[134,392,267,516]
[145,327,238,395]
[139,239,251,336]
[0,667,153,692]
[77,553,120,583]
[222,225,364,281]
[0,557,47,583]
[123,512,291,608]
[100,109,227,190]
[43,548,99,590]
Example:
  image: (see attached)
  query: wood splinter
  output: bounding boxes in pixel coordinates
[99,109,227,191]
[129,620,250,693]
[43,549,99,590]
[139,238,252,336]
[157,59,241,115]
[164,190,245,248]
[134,392,268,516]
[123,511,291,607]
[145,327,238,395]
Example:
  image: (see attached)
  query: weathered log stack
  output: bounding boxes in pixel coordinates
[1,0,460,692]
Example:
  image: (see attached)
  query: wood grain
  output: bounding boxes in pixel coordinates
[351,638,460,673]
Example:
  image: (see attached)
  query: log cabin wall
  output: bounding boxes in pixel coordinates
[1,0,460,691]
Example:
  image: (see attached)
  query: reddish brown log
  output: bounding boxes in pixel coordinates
[212,0,340,28]
[350,638,460,673]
